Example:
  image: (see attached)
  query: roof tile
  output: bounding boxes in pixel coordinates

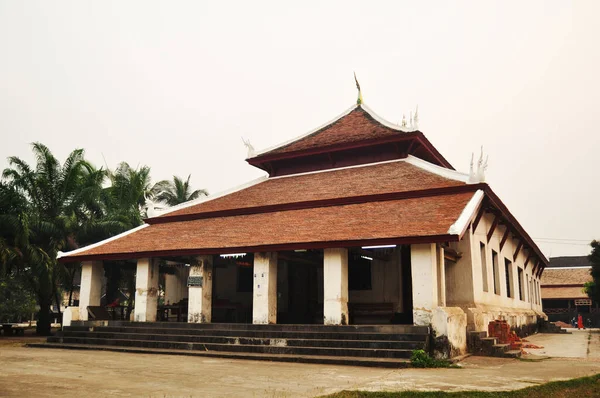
[70,192,475,260]
[259,107,404,156]
[160,160,464,218]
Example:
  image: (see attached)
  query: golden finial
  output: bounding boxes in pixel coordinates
[354,72,363,105]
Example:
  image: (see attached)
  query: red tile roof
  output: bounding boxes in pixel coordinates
[62,192,476,261]
[256,107,404,156]
[158,160,465,219]
[541,268,592,286]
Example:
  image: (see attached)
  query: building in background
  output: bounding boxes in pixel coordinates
[541,256,598,326]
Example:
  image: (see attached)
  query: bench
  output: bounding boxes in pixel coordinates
[158,299,188,322]
[348,302,395,325]
[1,323,29,336]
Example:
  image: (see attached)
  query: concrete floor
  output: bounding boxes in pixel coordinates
[0,330,599,398]
[523,328,600,359]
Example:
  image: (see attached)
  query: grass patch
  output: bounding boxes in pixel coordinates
[320,373,600,397]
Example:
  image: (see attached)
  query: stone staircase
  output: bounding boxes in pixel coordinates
[32,321,430,368]
[467,331,522,358]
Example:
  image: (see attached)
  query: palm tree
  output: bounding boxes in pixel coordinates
[103,162,155,226]
[153,175,208,207]
[1,143,110,335]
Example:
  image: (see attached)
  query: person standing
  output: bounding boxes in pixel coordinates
[577,314,584,330]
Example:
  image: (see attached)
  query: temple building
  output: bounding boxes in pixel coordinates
[541,256,598,327]
[57,100,547,357]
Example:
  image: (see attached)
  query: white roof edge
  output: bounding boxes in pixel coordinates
[405,155,469,182]
[448,190,485,235]
[544,266,592,270]
[360,103,413,133]
[153,175,269,217]
[251,103,358,157]
[251,103,415,159]
[57,224,150,259]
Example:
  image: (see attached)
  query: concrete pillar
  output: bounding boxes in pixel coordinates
[323,248,349,325]
[253,252,278,324]
[134,258,159,322]
[411,243,438,326]
[164,274,177,305]
[164,267,186,304]
[437,245,446,306]
[79,261,103,321]
[188,255,213,323]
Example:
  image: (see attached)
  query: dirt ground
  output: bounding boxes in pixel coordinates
[0,330,599,398]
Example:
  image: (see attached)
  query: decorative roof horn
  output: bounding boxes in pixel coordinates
[468,146,489,184]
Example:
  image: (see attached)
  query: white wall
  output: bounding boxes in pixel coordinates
[468,213,543,312]
[449,213,544,331]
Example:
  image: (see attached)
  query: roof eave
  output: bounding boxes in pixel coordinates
[57,234,460,263]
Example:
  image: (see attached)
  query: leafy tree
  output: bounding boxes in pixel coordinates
[104,162,155,226]
[584,240,600,303]
[1,143,117,334]
[153,175,207,206]
[1,145,202,333]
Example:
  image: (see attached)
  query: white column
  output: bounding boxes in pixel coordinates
[164,272,180,304]
[253,252,278,324]
[134,258,159,322]
[323,248,349,325]
[411,243,439,326]
[437,245,446,306]
[79,261,103,321]
[188,255,213,323]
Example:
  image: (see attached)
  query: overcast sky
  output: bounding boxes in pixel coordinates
[0,1,598,258]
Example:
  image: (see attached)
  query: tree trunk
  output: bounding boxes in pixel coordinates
[67,266,76,307]
[36,298,52,336]
[54,289,62,324]
[68,287,74,307]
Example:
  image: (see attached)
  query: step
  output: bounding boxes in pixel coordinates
[492,344,510,357]
[48,336,414,359]
[62,326,428,342]
[59,331,425,350]
[70,321,429,335]
[504,350,522,358]
[29,342,412,368]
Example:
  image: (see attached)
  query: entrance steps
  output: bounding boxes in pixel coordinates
[35,322,429,368]
[467,331,522,358]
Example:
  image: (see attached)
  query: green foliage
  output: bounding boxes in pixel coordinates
[585,240,600,303]
[153,174,208,206]
[410,349,454,368]
[0,143,205,334]
[0,273,36,323]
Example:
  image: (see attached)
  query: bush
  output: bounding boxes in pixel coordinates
[0,274,37,323]
[410,349,454,368]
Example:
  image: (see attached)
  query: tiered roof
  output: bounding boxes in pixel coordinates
[58,102,548,268]
[247,104,452,176]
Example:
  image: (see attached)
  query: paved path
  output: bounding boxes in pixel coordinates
[0,331,599,397]
[524,328,600,358]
